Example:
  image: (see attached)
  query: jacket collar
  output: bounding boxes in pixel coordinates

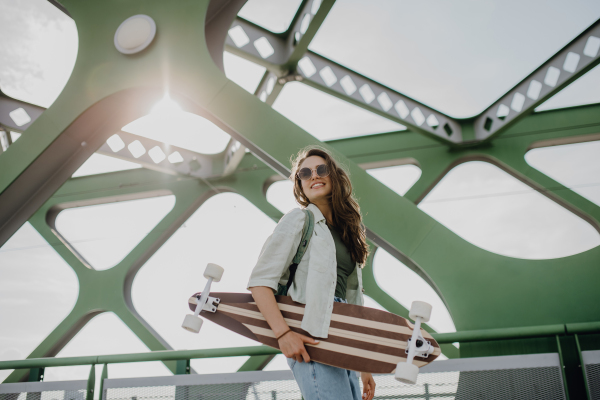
[306,203,326,224]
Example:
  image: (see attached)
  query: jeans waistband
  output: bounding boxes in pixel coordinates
[333,296,348,303]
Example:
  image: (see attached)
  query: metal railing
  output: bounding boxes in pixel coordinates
[1,321,599,399]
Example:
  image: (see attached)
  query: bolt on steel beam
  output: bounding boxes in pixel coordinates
[474,18,600,141]
[254,70,288,105]
[297,52,463,144]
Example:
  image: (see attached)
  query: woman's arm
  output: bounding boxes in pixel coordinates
[247,209,304,292]
[249,286,319,363]
[361,372,376,400]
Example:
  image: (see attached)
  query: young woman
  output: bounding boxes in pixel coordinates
[247,147,376,400]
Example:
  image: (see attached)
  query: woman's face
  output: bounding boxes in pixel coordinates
[299,155,332,204]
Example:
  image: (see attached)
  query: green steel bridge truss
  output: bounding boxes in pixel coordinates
[0,1,598,396]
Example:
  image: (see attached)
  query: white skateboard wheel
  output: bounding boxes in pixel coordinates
[204,263,224,282]
[182,314,203,333]
[409,301,432,323]
[394,362,419,384]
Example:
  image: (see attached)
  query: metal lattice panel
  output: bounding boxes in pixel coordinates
[100,368,566,400]
[454,367,564,400]
[105,381,300,400]
[587,363,600,400]
[0,381,87,400]
[96,354,568,400]
[583,350,600,400]
[102,371,299,400]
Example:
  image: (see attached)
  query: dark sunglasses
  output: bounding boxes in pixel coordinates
[297,164,330,181]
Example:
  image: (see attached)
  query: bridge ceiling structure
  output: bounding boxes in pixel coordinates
[0,0,599,383]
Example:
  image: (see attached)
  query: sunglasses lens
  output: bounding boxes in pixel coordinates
[317,164,329,177]
[298,164,330,180]
[298,168,312,180]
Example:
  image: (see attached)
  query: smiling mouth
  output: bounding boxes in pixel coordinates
[311,183,325,189]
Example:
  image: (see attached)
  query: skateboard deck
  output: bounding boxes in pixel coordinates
[188,292,441,373]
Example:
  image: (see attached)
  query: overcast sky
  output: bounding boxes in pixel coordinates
[1,0,599,388]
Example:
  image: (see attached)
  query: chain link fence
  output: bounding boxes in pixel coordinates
[583,350,600,400]
[0,381,86,400]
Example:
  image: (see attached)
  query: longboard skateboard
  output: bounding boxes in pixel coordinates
[182,263,440,383]
[186,292,441,375]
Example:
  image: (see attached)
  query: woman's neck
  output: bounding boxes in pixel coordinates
[312,200,333,226]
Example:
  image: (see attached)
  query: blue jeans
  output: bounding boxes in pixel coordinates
[286,297,362,400]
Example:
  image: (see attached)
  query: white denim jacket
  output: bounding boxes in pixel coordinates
[247,203,364,338]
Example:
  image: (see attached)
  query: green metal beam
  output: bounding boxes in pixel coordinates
[236,355,276,372]
[361,246,460,359]
[298,54,463,145]
[4,170,219,382]
[283,0,336,69]
[475,18,600,141]
[9,101,599,379]
[3,321,599,371]
[0,346,281,370]
[34,163,428,373]
[206,76,600,333]
[325,104,600,226]
[6,102,600,380]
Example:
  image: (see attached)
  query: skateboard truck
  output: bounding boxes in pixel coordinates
[192,294,220,313]
[181,263,224,334]
[395,301,433,384]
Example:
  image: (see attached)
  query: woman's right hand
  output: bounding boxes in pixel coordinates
[278,330,319,362]
[249,287,320,363]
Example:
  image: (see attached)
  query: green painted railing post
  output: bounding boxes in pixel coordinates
[556,335,570,400]
[175,359,190,374]
[25,367,44,400]
[98,364,108,400]
[174,361,190,400]
[574,334,591,400]
[27,367,44,382]
[86,364,95,400]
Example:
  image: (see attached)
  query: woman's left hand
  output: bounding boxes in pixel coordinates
[360,372,376,400]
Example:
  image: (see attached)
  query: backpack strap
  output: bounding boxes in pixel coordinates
[283,209,314,294]
[292,209,314,264]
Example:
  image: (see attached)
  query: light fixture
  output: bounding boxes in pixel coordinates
[114,15,156,55]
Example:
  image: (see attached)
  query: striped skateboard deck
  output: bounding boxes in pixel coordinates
[188,292,441,373]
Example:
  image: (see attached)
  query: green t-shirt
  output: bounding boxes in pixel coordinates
[327,223,355,300]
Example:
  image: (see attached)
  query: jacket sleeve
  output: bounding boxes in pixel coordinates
[247,208,305,292]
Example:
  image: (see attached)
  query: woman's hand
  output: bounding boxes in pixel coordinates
[360,372,376,400]
[250,286,319,363]
[277,330,319,363]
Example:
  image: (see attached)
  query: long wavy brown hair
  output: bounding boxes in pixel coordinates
[290,146,369,266]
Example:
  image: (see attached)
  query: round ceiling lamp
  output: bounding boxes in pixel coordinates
[114,15,156,54]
